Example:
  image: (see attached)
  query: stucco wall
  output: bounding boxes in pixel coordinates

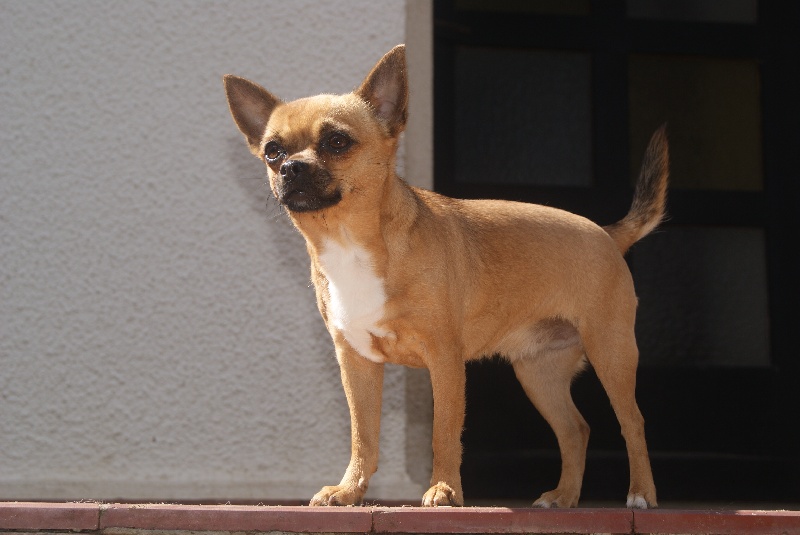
[1,0,431,502]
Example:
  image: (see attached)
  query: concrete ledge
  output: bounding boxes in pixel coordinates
[99,504,372,533]
[1,502,799,535]
[0,502,100,531]
[372,507,633,534]
[634,509,800,535]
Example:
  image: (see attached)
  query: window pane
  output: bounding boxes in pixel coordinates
[455,47,592,186]
[629,55,763,191]
[628,0,757,24]
[632,226,770,367]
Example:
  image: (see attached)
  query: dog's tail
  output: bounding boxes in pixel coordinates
[604,125,669,255]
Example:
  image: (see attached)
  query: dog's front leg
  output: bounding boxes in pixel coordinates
[310,343,384,506]
[422,357,466,506]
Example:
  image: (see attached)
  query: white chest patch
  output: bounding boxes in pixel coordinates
[318,238,388,363]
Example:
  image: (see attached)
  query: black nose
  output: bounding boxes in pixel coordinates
[280,160,307,181]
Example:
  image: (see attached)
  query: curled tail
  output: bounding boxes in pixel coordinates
[604,125,669,254]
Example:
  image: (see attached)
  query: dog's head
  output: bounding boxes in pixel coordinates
[224,45,407,215]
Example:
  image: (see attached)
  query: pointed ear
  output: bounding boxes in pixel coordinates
[356,44,408,137]
[223,74,281,156]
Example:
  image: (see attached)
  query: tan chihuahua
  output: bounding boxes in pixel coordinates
[224,44,666,508]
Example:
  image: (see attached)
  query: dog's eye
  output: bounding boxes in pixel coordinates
[323,132,353,154]
[264,141,285,163]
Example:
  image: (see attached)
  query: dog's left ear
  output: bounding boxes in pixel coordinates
[356,44,408,137]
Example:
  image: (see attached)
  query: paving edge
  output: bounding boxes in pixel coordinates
[0,502,798,534]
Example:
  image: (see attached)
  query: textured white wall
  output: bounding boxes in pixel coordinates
[0,0,430,501]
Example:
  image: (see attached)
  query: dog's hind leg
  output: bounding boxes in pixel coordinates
[512,344,589,508]
[582,327,657,508]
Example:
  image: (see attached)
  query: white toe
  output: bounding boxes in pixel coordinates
[626,494,649,509]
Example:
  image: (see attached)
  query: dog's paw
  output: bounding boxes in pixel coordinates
[421,482,463,507]
[626,491,657,509]
[309,485,364,506]
[532,489,580,508]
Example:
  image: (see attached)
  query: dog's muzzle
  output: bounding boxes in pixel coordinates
[277,159,342,213]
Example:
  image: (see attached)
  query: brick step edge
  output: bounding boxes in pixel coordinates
[0,502,798,535]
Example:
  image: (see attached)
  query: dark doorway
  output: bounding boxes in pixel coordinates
[434,0,800,504]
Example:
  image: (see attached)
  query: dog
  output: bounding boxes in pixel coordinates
[224,44,666,508]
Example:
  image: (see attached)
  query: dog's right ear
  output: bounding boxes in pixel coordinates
[356,44,408,137]
[223,75,281,157]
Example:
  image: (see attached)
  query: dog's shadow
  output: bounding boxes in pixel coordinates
[225,136,277,216]
[224,135,320,296]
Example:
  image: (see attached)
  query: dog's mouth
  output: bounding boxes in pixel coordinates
[281,186,342,213]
